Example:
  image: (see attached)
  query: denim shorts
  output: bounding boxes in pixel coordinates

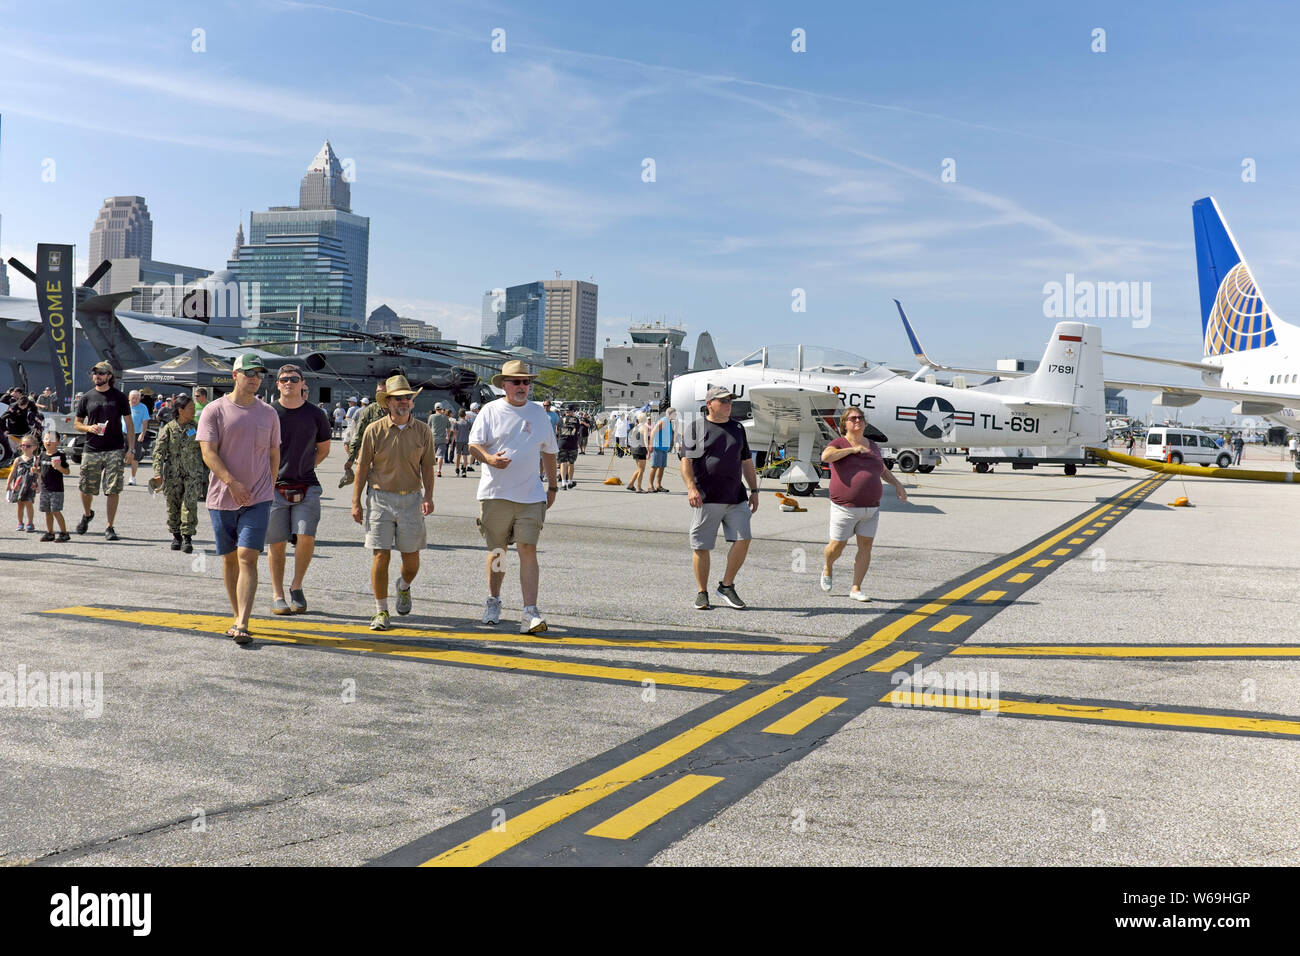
[210,501,272,555]
[650,448,668,468]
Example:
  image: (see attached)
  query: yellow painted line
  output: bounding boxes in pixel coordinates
[762,696,847,735]
[976,590,1006,603]
[930,614,970,633]
[953,644,1300,659]
[867,650,920,672]
[43,606,815,656]
[1081,530,1097,535]
[1051,548,1072,556]
[1007,573,1033,584]
[585,775,724,840]
[882,692,1300,737]
[421,475,1162,866]
[1032,559,1053,568]
[44,607,745,691]
[1068,538,1085,545]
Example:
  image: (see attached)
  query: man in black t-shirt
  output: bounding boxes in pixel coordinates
[556,409,581,489]
[680,386,761,611]
[73,361,136,540]
[266,364,332,614]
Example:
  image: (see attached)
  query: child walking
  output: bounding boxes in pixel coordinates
[6,436,39,532]
[38,432,70,542]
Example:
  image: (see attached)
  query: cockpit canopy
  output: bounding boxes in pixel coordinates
[729,345,879,375]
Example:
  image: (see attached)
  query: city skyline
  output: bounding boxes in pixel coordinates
[5,3,1300,419]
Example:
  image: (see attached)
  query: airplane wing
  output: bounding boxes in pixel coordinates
[1103,349,1221,373]
[746,384,843,444]
[1105,378,1300,411]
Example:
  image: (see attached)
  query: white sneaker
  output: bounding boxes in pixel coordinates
[482,596,502,626]
[520,606,547,633]
[820,573,832,592]
[127,477,136,485]
[849,589,870,602]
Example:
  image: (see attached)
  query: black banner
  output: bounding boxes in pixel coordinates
[36,243,75,411]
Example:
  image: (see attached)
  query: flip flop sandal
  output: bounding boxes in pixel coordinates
[226,625,253,645]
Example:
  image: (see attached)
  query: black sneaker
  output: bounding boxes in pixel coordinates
[40,531,55,542]
[56,532,71,543]
[105,526,120,541]
[75,510,94,535]
[715,582,746,609]
[695,591,710,611]
[171,533,183,551]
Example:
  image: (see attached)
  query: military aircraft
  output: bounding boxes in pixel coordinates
[3,257,613,415]
[668,320,1106,494]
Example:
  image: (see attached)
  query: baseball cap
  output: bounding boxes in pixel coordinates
[91,360,114,373]
[232,354,268,374]
[705,385,736,402]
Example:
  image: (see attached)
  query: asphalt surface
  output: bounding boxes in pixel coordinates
[3,441,1298,866]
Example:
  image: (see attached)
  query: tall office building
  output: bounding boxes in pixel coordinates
[247,141,369,321]
[482,281,545,353]
[89,197,153,292]
[481,289,504,346]
[542,278,598,366]
[228,233,353,317]
[0,215,9,296]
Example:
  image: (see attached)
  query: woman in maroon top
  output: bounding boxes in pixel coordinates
[820,408,908,601]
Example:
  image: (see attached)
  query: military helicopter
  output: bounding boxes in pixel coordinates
[7,256,618,415]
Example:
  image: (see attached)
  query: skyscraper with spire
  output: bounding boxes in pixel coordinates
[89,196,153,292]
[236,140,369,320]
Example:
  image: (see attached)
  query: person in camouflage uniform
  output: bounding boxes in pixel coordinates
[149,394,206,553]
[339,381,388,488]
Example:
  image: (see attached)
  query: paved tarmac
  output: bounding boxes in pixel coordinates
[2,441,1298,866]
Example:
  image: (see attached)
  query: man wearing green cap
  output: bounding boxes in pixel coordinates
[198,353,281,645]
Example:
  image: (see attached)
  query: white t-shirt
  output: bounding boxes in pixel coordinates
[468,398,558,503]
[614,414,630,439]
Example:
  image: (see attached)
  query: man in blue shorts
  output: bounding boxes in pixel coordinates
[198,354,281,644]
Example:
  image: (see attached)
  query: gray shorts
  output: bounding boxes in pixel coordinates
[364,488,427,553]
[39,490,64,514]
[267,484,323,543]
[828,502,879,542]
[689,500,752,551]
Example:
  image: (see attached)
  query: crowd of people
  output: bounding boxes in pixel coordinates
[6,357,913,641]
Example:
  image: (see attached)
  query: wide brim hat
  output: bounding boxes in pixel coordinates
[382,373,422,399]
[491,359,539,388]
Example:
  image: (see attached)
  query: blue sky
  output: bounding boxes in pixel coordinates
[4,0,1300,423]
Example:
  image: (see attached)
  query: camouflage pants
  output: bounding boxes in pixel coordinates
[163,475,206,535]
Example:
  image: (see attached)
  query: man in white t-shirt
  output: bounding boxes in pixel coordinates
[468,360,558,633]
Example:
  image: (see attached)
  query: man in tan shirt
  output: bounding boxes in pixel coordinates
[351,374,435,630]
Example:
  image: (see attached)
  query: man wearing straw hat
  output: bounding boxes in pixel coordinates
[350,374,436,631]
[468,359,558,633]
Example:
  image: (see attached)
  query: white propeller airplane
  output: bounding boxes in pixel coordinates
[668,321,1106,495]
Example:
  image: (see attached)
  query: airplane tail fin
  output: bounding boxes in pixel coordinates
[977,322,1105,444]
[1193,196,1277,357]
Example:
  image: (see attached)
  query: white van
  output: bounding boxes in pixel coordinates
[1143,426,1232,467]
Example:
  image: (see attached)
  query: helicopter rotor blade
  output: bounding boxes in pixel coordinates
[83,259,113,290]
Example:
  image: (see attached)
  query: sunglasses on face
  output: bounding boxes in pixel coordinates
[845,416,865,422]
[238,369,265,378]
[91,371,109,377]
[711,397,733,404]
[278,375,303,384]
[504,379,531,386]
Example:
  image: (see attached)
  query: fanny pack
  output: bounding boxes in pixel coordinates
[276,481,310,504]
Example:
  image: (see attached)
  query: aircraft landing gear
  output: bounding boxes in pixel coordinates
[974,462,991,474]
[1064,463,1077,476]
[786,481,818,497]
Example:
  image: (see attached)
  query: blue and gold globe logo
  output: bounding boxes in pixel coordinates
[1205,262,1275,355]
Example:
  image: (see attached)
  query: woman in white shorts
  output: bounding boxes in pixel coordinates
[820,408,909,601]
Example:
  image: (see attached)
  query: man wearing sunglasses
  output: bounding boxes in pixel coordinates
[681,385,760,610]
[266,364,331,615]
[198,354,281,645]
[73,361,136,541]
[468,360,558,633]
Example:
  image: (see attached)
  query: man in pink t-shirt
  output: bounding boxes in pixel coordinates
[197,354,281,644]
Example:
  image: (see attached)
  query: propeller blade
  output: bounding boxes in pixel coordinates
[6,257,37,283]
[83,259,113,289]
[18,324,46,352]
[77,290,136,314]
